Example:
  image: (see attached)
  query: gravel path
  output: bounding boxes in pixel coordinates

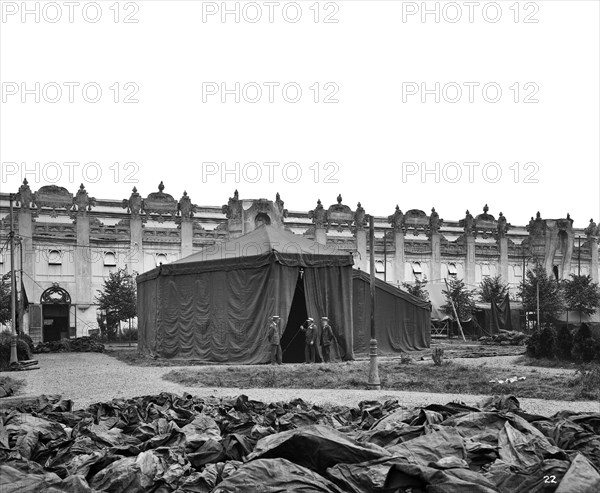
[8,353,599,416]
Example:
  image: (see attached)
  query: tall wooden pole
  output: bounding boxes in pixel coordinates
[9,194,18,366]
[444,277,466,341]
[368,215,380,390]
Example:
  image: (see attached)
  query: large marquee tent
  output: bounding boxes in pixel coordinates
[137,225,355,364]
[137,225,432,363]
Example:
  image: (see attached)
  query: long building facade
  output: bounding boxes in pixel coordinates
[1,180,599,342]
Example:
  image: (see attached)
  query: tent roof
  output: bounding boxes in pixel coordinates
[352,269,432,311]
[138,225,353,282]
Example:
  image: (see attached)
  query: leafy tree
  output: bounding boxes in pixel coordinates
[518,263,564,327]
[0,274,11,326]
[402,279,430,302]
[478,275,509,304]
[95,268,137,340]
[562,274,600,322]
[442,278,476,322]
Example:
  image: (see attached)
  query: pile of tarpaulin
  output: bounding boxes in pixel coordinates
[1,392,599,492]
[33,337,105,354]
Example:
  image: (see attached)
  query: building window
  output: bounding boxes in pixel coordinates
[48,249,62,265]
[412,262,422,280]
[447,263,457,278]
[156,253,168,266]
[375,260,385,273]
[481,264,491,278]
[104,252,117,267]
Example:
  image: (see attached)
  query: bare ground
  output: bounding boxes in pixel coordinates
[5,352,598,416]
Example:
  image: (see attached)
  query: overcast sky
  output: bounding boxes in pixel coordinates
[1,0,599,228]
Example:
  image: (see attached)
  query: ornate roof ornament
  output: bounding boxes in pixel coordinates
[459,210,475,236]
[178,191,197,220]
[527,211,545,237]
[308,199,327,228]
[584,218,599,239]
[72,184,96,213]
[427,207,443,236]
[32,185,74,218]
[403,209,429,236]
[388,205,405,232]
[15,179,33,209]
[122,187,143,216]
[222,189,242,220]
[143,182,178,222]
[325,195,353,232]
[353,203,367,231]
[275,193,288,218]
[496,212,510,238]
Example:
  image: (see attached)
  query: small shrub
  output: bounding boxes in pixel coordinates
[554,326,574,361]
[432,348,444,366]
[571,365,600,400]
[537,325,557,359]
[0,330,32,370]
[572,324,596,363]
[526,329,541,358]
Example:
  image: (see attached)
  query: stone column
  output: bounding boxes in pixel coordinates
[430,233,441,281]
[498,237,508,281]
[15,180,34,333]
[388,206,405,284]
[72,185,94,306]
[122,187,144,273]
[585,219,600,282]
[591,238,599,283]
[428,208,443,282]
[465,235,476,286]
[355,229,367,271]
[460,210,476,286]
[74,213,91,304]
[179,191,195,259]
[393,231,405,284]
[353,203,367,271]
[130,215,144,272]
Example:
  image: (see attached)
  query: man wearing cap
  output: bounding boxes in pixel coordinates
[320,317,335,363]
[267,315,282,365]
[300,318,317,364]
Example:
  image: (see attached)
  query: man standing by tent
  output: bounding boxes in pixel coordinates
[301,318,317,364]
[267,315,282,365]
[320,317,335,363]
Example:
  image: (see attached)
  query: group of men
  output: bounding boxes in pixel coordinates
[267,315,336,365]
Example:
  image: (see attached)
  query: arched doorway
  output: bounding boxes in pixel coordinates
[41,284,71,342]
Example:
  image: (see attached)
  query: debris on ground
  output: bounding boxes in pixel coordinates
[479,330,530,346]
[489,376,527,384]
[1,393,599,492]
[33,337,105,354]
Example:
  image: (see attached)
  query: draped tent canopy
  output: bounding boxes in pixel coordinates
[137,225,355,364]
[352,270,431,353]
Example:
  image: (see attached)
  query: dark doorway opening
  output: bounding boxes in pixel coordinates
[281,273,308,363]
[43,304,69,342]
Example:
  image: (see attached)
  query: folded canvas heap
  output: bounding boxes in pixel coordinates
[1,393,599,492]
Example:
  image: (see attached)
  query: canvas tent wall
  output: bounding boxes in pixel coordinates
[352,270,431,353]
[136,225,355,364]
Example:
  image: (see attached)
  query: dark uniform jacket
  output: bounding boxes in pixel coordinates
[321,324,334,346]
[302,323,317,345]
[268,321,281,345]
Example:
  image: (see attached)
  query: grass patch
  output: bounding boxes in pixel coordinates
[0,374,26,395]
[162,359,600,402]
[515,355,587,370]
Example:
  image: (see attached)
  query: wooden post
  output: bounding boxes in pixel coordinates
[444,277,466,342]
[368,215,381,390]
[9,195,18,366]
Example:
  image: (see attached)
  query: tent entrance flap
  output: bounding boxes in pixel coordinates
[281,273,308,363]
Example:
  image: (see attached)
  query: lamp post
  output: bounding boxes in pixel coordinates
[367,215,381,390]
[8,194,18,367]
